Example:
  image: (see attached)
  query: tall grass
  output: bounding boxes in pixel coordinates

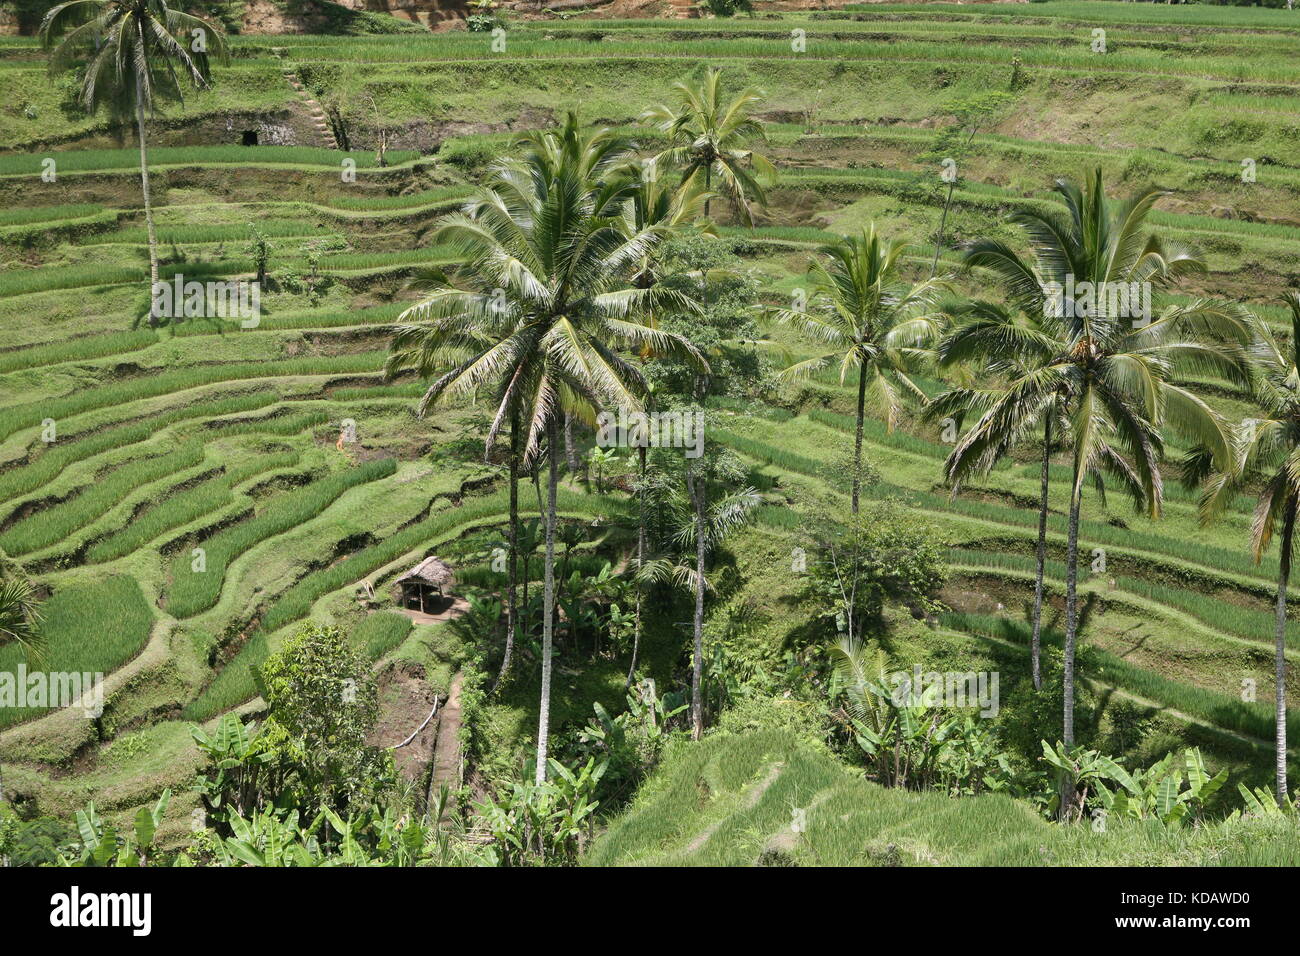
[586,729,1300,866]
[0,443,206,555]
[0,146,420,177]
[848,1,1300,30]
[717,425,1278,583]
[0,330,159,374]
[0,391,280,505]
[0,203,102,227]
[324,186,474,211]
[85,451,302,564]
[80,219,331,247]
[948,547,1300,651]
[354,611,413,660]
[165,458,397,619]
[806,407,948,459]
[0,248,455,298]
[0,353,381,443]
[0,576,153,729]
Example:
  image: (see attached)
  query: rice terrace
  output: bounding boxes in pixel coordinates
[1,0,1299,884]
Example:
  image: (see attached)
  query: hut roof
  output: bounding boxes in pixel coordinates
[394,556,454,588]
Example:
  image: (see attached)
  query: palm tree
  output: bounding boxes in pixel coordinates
[389,113,645,697]
[641,66,774,225]
[0,576,44,664]
[0,571,43,811]
[41,0,227,300]
[934,299,1166,692]
[954,169,1252,748]
[387,120,706,783]
[773,225,946,514]
[1197,294,1300,803]
[674,442,758,740]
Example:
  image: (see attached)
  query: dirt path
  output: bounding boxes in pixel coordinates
[371,662,442,783]
[684,760,785,854]
[428,671,464,820]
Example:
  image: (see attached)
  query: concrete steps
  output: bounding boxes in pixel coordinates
[282,69,341,151]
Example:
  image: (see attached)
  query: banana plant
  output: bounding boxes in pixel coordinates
[1233,782,1298,819]
[191,714,275,826]
[64,789,172,866]
[1043,744,1227,826]
[1039,741,1133,822]
[584,445,622,493]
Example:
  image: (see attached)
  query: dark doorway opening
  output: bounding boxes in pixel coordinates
[241,130,258,146]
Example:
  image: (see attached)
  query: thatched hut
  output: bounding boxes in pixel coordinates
[392,556,454,614]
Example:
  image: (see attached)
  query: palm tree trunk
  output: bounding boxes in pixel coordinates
[626,444,647,689]
[565,413,579,473]
[702,165,712,311]
[1063,468,1083,749]
[1274,500,1294,804]
[490,413,520,695]
[852,363,867,514]
[688,460,706,741]
[135,94,160,324]
[929,180,955,279]
[535,423,559,784]
[1031,415,1052,692]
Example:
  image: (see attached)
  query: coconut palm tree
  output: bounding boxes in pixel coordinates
[954,169,1252,747]
[387,123,707,783]
[658,438,758,740]
[641,66,774,225]
[933,299,1170,691]
[1197,294,1300,803]
[41,0,228,299]
[772,225,947,514]
[0,576,44,664]
[0,564,42,810]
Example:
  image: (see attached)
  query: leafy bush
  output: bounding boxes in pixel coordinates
[475,758,604,866]
[573,680,688,805]
[705,0,753,16]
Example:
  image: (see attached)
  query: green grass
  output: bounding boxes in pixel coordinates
[183,486,617,721]
[355,611,414,660]
[0,576,154,729]
[943,611,1300,745]
[0,391,282,506]
[0,443,206,556]
[0,330,160,374]
[845,2,1300,30]
[0,146,420,177]
[0,203,103,227]
[85,451,303,564]
[586,729,1300,866]
[722,418,1280,585]
[0,354,381,443]
[79,219,333,247]
[164,457,398,620]
[0,247,457,298]
[242,33,1300,85]
[950,547,1300,652]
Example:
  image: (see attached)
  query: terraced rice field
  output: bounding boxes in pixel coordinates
[0,0,1296,832]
